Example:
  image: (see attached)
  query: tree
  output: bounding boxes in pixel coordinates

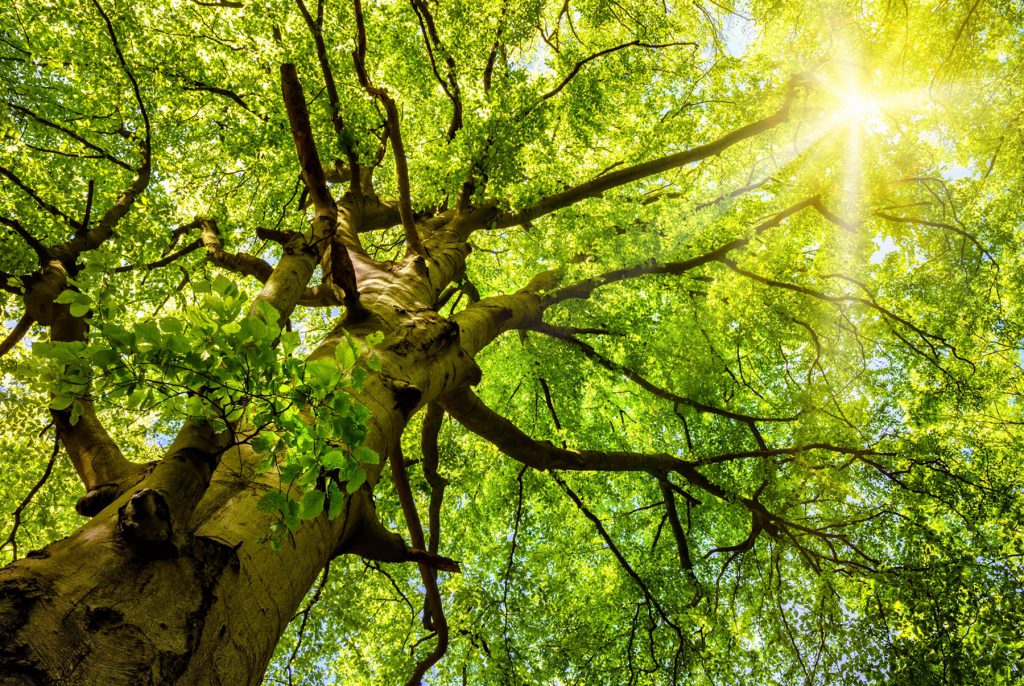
[1,0,1022,683]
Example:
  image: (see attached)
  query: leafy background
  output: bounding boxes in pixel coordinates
[2,0,1024,683]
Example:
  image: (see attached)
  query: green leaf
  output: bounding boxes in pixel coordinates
[298,489,325,520]
[50,395,74,411]
[345,468,366,494]
[280,330,301,354]
[69,400,84,425]
[282,499,301,531]
[253,299,280,325]
[159,317,183,334]
[353,446,379,464]
[89,347,121,367]
[327,481,344,520]
[257,491,289,515]
[185,396,205,417]
[321,448,347,469]
[212,274,236,297]
[135,321,162,344]
[305,359,341,391]
[101,323,134,347]
[334,339,356,369]
[255,453,277,474]
[252,430,278,454]
[329,393,352,415]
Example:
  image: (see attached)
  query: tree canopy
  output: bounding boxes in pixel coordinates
[1,0,1023,683]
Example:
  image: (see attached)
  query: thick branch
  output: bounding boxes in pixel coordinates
[324,237,364,313]
[198,218,274,282]
[294,0,361,189]
[442,386,878,578]
[452,270,557,355]
[534,324,797,425]
[280,63,334,217]
[420,402,447,558]
[164,218,330,307]
[33,261,146,515]
[339,488,460,573]
[389,447,450,683]
[351,0,423,254]
[494,93,796,228]
[438,389,687,474]
[482,8,505,93]
[544,198,817,303]
[658,477,695,576]
[0,313,34,359]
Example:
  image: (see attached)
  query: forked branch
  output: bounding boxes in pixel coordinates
[438,388,689,474]
[420,403,448,560]
[351,0,424,254]
[281,63,335,218]
[551,471,687,679]
[536,40,696,105]
[494,86,801,229]
[0,434,60,560]
[389,446,450,684]
[533,324,797,427]
[543,198,818,304]
[294,0,361,189]
[410,0,463,140]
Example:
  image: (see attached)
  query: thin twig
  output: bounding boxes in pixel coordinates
[1,433,60,560]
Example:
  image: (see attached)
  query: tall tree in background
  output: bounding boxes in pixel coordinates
[1,0,1022,683]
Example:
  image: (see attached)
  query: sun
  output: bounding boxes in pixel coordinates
[836,89,880,122]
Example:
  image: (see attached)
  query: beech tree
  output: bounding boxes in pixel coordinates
[2,0,1023,683]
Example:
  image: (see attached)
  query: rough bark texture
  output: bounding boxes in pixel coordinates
[0,211,535,685]
[0,78,793,682]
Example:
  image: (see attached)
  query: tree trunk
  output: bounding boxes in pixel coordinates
[0,390,400,685]
[0,482,334,684]
[0,248,539,685]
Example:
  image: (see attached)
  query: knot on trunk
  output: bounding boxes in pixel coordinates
[118,489,176,557]
[389,378,423,417]
[75,483,121,517]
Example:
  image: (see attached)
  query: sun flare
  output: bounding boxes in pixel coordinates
[837,90,880,121]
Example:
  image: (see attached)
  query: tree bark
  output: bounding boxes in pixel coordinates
[0,363,399,684]
[0,227,532,684]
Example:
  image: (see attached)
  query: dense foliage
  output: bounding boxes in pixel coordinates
[2,0,1023,683]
